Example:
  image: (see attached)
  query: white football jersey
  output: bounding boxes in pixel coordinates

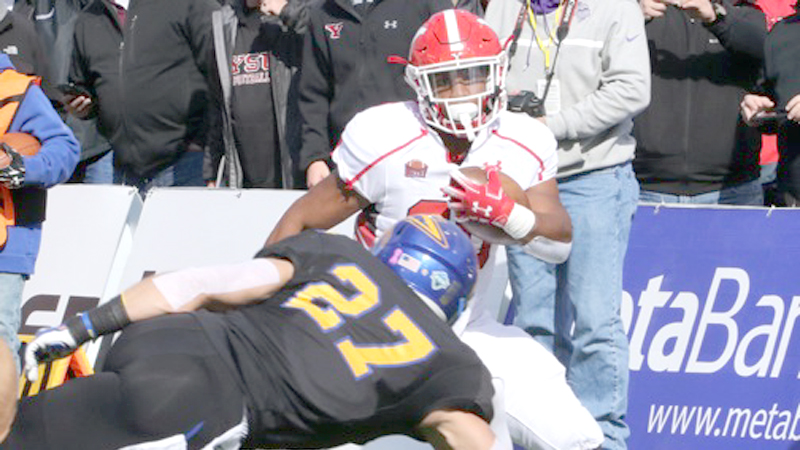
[334,102,605,450]
[333,101,558,319]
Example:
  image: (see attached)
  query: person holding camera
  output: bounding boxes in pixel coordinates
[485,0,650,448]
[634,0,767,206]
[740,3,800,206]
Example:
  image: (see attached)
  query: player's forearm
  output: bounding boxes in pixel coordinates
[68,278,180,341]
[266,173,365,246]
[149,259,293,311]
[500,203,572,264]
[61,295,133,346]
[265,189,328,245]
[122,278,190,320]
[65,275,209,343]
[518,180,572,244]
[519,206,572,244]
[517,197,573,264]
[266,219,304,246]
[420,410,496,450]
[265,199,317,246]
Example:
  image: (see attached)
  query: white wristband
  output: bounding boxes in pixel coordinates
[522,236,573,264]
[503,203,537,241]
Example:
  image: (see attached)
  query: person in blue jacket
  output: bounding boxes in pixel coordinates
[0,53,79,441]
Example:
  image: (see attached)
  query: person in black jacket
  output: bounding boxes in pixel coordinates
[204,0,308,189]
[0,9,51,89]
[24,0,116,184]
[297,0,458,188]
[65,0,219,194]
[740,6,800,206]
[635,0,766,205]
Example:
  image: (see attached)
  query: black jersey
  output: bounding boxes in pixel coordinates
[195,231,493,448]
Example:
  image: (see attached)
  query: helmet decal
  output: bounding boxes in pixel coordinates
[396,251,422,272]
[443,9,465,54]
[406,215,449,248]
[372,215,478,323]
[430,270,451,291]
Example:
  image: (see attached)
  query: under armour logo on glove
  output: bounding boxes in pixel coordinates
[470,202,494,220]
[0,143,26,189]
[443,163,515,228]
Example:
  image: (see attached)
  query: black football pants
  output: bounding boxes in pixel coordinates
[1,315,246,450]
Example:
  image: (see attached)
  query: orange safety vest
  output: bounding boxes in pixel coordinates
[0,71,91,397]
[0,69,39,248]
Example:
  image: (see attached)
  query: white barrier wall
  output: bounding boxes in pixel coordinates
[21,185,142,334]
[115,187,355,292]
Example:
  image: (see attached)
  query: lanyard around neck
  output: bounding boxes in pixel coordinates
[527,0,565,71]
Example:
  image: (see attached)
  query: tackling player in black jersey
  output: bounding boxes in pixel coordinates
[2,215,495,450]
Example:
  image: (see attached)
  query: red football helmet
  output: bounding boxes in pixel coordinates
[405,9,508,140]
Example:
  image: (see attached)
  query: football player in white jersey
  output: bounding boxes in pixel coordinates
[267,9,603,450]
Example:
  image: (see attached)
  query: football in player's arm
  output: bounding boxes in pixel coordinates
[4,216,496,450]
[267,162,570,264]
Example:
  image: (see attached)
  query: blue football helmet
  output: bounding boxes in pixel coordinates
[373,215,478,323]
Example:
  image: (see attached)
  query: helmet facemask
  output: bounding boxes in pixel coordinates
[406,52,508,141]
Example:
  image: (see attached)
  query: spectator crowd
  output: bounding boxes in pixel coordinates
[7,0,800,205]
[0,0,797,448]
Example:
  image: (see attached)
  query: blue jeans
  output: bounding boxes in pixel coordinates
[114,150,204,195]
[0,273,25,373]
[638,178,763,206]
[760,163,781,206]
[68,151,115,184]
[507,163,639,450]
[83,150,114,184]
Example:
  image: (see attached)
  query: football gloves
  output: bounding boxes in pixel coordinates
[24,296,131,382]
[443,164,536,241]
[0,143,25,189]
[24,325,80,382]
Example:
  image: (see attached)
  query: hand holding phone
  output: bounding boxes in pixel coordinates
[58,84,94,119]
[749,109,788,128]
[57,83,91,99]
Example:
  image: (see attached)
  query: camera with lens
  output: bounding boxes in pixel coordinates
[507,91,546,118]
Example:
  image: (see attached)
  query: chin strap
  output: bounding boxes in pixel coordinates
[450,102,479,141]
[458,112,478,141]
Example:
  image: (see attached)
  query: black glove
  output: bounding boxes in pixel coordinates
[0,143,25,189]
